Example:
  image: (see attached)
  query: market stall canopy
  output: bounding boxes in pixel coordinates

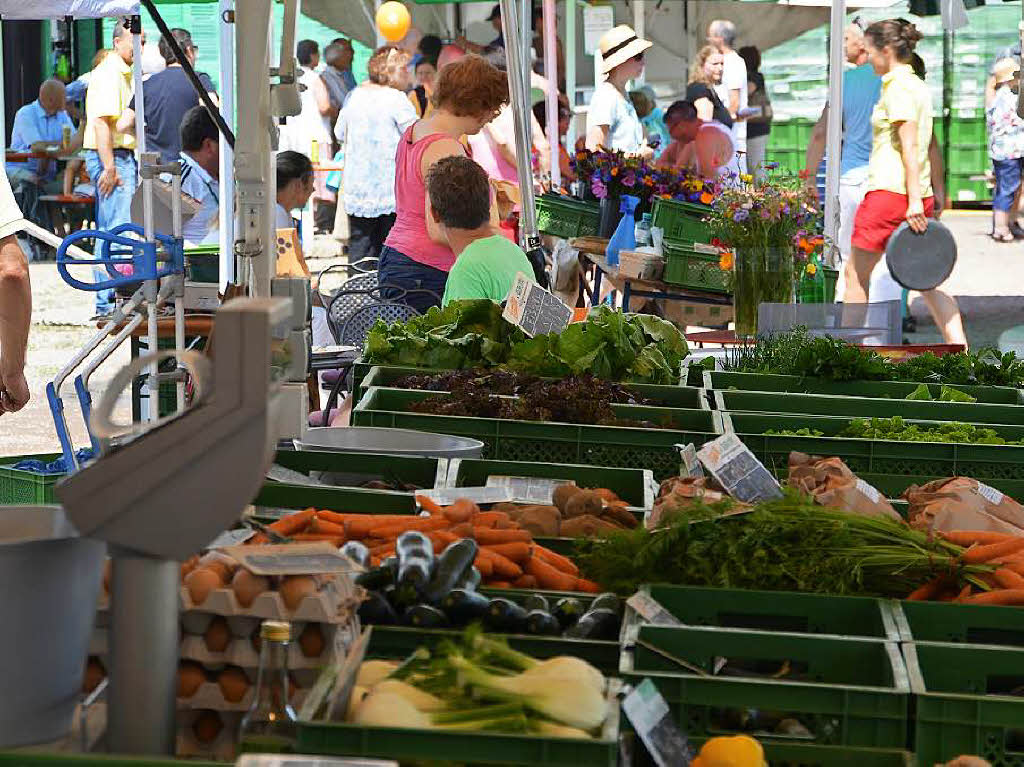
[0,1,139,19]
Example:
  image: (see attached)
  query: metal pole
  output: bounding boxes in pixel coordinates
[822,0,846,269]
[141,151,159,422]
[542,0,559,189]
[219,0,236,288]
[633,0,645,86]
[107,553,179,755]
[565,0,577,150]
[0,21,5,168]
[131,16,146,158]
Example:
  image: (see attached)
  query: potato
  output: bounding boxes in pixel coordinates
[601,502,639,529]
[560,514,621,538]
[509,505,561,537]
[552,485,582,514]
[593,488,621,504]
[564,490,603,519]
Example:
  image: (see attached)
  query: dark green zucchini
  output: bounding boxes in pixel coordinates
[564,608,619,640]
[357,590,398,625]
[402,604,450,629]
[590,593,623,615]
[485,598,529,633]
[456,566,482,591]
[525,610,560,636]
[441,588,490,624]
[552,597,585,629]
[422,539,479,605]
[355,565,394,590]
[522,594,550,613]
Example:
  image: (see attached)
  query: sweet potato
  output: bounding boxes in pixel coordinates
[560,514,621,538]
[508,505,561,537]
[564,490,603,519]
[553,485,582,514]
[593,488,621,504]
[600,503,639,529]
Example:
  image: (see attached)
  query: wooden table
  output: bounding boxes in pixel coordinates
[582,252,732,312]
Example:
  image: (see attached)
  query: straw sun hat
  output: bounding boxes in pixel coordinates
[994,57,1020,86]
[598,24,652,75]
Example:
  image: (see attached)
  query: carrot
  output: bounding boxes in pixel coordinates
[574,578,603,593]
[473,527,532,545]
[288,533,345,546]
[962,537,1024,564]
[992,568,1024,590]
[906,576,948,601]
[473,511,512,528]
[368,542,395,556]
[525,556,578,591]
[532,545,580,577]
[483,542,532,564]
[415,494,446,516]
[963,588,1024,606]
[433,531,459,546]
[512,574,538,589]
[368,517,451,540]
[315,511,411,526]
[249,533,269,545]
[309,517,347,537]
[954,585,974,602]
[487,581,513,588]
[940,530,1019,547]
[450,522,474,538]
[328,515,401,540]
[473,554,495,578]
[442,499,478,524]
[267,508,315,536]
[478,548,523,580]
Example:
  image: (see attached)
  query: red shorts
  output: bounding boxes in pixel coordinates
[851,190,935,253]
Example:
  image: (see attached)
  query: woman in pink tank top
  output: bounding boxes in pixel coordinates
[380,54,509,312]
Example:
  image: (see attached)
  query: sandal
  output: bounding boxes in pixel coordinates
[990,231,1015,243]
[1010,221,1024,239]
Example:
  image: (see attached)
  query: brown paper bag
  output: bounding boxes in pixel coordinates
[903,477,1024,534]
[787,452,901,521]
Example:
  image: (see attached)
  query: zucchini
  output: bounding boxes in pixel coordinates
[357,590,398,625]
[390,581,422,610]
[355,565,394,591]
[525,609,560,636]
[422,539,479,605]
[522,594,550,613]
[441,588,490,624]
[564,608,619,640]
[397,553,434,593]
[485,598,529,633]
[552,597,585,629]
[396,531,433,562]
[402,604,450,629]
[590,593,623,615]
[341,541,371,570]
[456,566,482,591]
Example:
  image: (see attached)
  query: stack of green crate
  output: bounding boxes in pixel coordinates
[765,118,814,175]
[948,109,990,203]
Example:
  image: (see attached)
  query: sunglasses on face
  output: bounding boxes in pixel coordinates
[632,53,645,62]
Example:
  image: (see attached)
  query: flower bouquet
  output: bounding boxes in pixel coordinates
[706,169,824,338]
[571,148,720,209]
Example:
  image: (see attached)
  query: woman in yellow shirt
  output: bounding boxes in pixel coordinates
[848,19,966,345]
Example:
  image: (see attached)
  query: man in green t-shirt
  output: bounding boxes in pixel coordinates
[426,155,535,306]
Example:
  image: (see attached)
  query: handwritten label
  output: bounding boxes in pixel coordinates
[697,433,783,504]
[502,273,572,338]
[977,482,1005,506]
[486,475,574,505]
[627,592,684,627]
[621,679,694,766]
[223,542,359,576]
[420,486,514,506]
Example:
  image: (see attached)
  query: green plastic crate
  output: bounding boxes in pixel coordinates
[0,756,220,767]
[949,143,989,174]
[905,641,1024,765]
[298,629,623,766]
[0,453,62,504]
[949,116,987,145]
[949,173,991,203]
[272,448,447,492]
[447,458,655,508]
[627,585,900,640]
[651,198,712,244]
[894,600,1024,648]
[662,241,731,294]
[620,624,909,747]
[687,741,915,766]
[715,388,1024,427]
[251,481,419,518]
[722,410,1024,488]
[353,387,723,480]
[704,370,1023,405]
[359,365,710,410]
[770,120,801,148]
[535,194,600,239]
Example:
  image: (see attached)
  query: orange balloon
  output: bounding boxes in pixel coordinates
[376,2,411,42]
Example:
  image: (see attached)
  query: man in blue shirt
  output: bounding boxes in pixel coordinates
[175,106,220,246]
[7,80,76,193]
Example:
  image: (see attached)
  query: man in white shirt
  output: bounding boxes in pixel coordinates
[0,171,31,413]
[176,106,220,246]
[708,19,748,172]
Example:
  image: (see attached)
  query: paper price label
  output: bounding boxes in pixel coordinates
[502,273,572,338]
[697,433,783,504]
[622,679,694,767]
[224,542,359,576]
[205,528,255,549]
[627,593,684,627]
[677,443,704,479]
[855,478,882,504]
[977,482,1005,506]
[420,486,514,506]
[486,475,574,505]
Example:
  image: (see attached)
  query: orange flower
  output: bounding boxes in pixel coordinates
[611,167,619,176]
[700,192,714,205]
[719,251,734,271]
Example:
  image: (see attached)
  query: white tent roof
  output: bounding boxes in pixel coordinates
[0,1,139,19]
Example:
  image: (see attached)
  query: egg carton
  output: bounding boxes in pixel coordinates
[179,621,360,672]
[177,676,310,713]
[176,709,242,761]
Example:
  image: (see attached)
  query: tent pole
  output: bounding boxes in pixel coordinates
[219,0,236,288]
[633,0,645,85]
[131,15,146,159]
[565,0,576,150]
[543,0,559,189]
[1,19,5,169]
[822,0,845,269]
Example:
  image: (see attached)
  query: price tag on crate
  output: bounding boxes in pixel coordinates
[676,443,704,479]
[622,679,695,766]
[697,433,783,504]
[626,592,684,627]
[486,475,575,505]
[502,272,572,337]
[419,486,514,506]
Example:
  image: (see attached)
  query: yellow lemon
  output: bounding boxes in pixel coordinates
[695,735,766,767]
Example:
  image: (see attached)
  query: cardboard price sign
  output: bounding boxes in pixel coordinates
[502,272,572,338]
[621,679,694,766]
[697,433,783,504]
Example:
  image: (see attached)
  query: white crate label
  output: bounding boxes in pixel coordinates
[224,542,359,575]
[502,272,572,337]
[420,486,514,506]
[205,528,255,549]
[485,475,575,505]
[627,592,684,627]
[697,433,783,504]
[622,679,694,766]
[977,482,1005,506]
[855,478,882,504]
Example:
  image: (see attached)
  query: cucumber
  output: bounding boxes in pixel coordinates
[390,582,421,610]
[422,539,479,605]
[341,541,371,570]
[522,594,550,613]
[564,608,619,640]
[441,588,490,625]
[355,565,394,590]
[402,604,450,629]
[552,597,585,629]
[357,590,398,625]
[485,598,529,633]
[525,609,561,636]
[590,593,623,615]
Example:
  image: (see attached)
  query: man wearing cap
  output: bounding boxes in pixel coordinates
[457,5,506,69]
[585,25,652,156]
[708,19,748,172]
[987,58,1024,242]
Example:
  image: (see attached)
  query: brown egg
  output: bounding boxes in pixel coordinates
[279,575,317,610]
[204,616,231,653]
[178,660,207,698]
[184,568,223,606]
[217,666,249,703]
[231,568,270,608]
[102,559,112,595]
[298,623,325,658]
[83,657,106,694]
[198,551,236,582]
[192,710,223,744]
[180,555,200,582]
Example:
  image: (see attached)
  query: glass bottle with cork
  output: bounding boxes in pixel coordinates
[238,620,297,753]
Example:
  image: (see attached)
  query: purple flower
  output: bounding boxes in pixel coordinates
[591,178,608,199]
[622,171,637,187]
[733,209,750,222]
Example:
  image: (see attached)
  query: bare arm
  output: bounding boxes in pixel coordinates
[985,74,998,109]
[928,133,946,216]
[728,88,740,119]
[421,137,468,246]
[694,129,718,178]
[585,124,609,152]
[91,117,121,198]
[694,97,714,122]
[805,106,828,186]
[313,76,331,116]
[115,107,135,135]
[0,234,31,413]
[896,120,926,233]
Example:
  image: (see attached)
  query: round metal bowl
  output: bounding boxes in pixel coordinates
[296,427,485,459]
